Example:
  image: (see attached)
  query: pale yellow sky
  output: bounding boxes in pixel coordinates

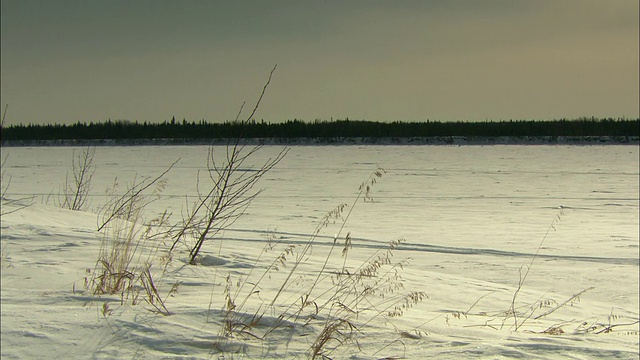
[1,0,638,125]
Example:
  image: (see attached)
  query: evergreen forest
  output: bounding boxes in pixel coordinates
[1,117,638,143]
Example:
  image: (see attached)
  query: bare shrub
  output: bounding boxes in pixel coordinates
[59,146,96,211]
[170,65,288,265]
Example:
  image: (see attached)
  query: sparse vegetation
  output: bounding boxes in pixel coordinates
[2,142,638,357]
[76,148,425,356]
[2,72,637,358]
[209,168,426,358]
[428,208,639,339]
[59,146,96,211]
[170,65,288,265]
[509,209,565,331]
[86,161,178,316]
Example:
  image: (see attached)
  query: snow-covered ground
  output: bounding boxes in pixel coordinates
[1,145,638,359]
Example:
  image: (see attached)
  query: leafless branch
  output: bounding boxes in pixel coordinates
[60,147,96,211]
[170,65,287,265]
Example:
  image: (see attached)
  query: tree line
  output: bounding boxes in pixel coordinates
[1,117,638,142]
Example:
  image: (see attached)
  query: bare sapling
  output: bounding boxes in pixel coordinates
[170,65,288,265]
[60,146,96,211]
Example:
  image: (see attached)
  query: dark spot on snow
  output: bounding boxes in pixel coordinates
[199,255,228,266]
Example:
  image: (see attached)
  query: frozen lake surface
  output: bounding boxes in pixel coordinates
[1,144,639,358]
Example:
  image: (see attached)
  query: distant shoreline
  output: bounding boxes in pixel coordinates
[3,118,637,146]
[2,135,638,147]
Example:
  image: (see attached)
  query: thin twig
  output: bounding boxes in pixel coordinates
[98,158,179,231]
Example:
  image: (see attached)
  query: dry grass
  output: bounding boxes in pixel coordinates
[210,168,427,358]
[509,208,565,330]
[429,208,640,338]
[86,164,177,315]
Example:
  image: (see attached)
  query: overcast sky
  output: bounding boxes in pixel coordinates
[1,0,638,126]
